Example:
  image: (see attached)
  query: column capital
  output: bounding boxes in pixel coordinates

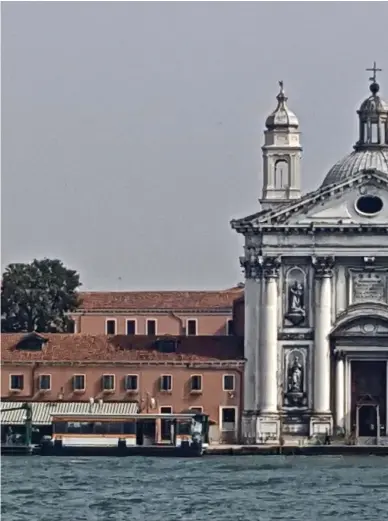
[240,253,262,280]
[241,253,281,280]
[312,255,335,278]
[262,256,281,279]
[334,350,346,361]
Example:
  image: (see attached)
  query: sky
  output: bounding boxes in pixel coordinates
[2,2,388,291]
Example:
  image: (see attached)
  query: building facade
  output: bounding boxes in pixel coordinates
[232,68,388,442]
[71,287,243,336]
[1,332,244,443]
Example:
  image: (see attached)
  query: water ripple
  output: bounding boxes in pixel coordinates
[2,455,388,521]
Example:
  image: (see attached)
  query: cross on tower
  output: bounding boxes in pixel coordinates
[366,61,382,83]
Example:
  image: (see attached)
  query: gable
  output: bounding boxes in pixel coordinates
[287,179,388,225]
[231,169,388,230]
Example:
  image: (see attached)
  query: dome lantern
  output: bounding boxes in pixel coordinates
[321,63,388,187]
[355,62,388,151]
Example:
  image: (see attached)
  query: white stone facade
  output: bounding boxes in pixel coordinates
[232,70,388,443]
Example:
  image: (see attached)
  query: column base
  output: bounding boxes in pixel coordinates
[309,413,333,437]
[256,412,280,444]
[241,410,258,444]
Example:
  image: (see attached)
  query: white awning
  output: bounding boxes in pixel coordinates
[0,401,138,425]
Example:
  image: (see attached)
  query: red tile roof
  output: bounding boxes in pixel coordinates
[1,334,244,363]
[77,287,243,312]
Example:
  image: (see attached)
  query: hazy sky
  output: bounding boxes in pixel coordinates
[2,2,388,291]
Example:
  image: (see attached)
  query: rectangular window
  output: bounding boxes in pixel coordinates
[126,320,136,335]
[68,319,76,333]
[160,406,173,441]
[223,374,235,391]
[106,319,116,335]
[72,374,85,391]
[190,375,202,392]
[190,407,203,414]
[160,375,172,392]
[39,374,51,391]
[221,407,236,431]
[146,319,157,335]
[10,374,24,390]
[227,319,234,336]
[187,319,197,336]
[102,374,115,391]
[125,374,139,391]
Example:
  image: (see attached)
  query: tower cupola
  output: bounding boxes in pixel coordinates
[260,81,302,210]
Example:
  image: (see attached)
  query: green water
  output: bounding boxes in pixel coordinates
[2,456,388,520]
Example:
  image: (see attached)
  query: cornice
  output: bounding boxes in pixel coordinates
[236,224,388,235]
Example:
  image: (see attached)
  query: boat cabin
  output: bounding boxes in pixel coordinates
[50,412,210,448]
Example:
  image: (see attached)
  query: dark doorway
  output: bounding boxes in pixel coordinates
[351,361,387,436]
[358,404,378,436]
[160,406,173,442]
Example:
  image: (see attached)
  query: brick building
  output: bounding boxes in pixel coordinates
[71,286,243,336]
[1,332,244,443]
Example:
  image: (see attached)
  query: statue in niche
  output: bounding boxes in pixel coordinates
[284,352,306,407]
[285,271,306,326]
[288,355,303,393]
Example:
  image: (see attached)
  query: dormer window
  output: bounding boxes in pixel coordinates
[155,338,177,353]
[15,333,47,351]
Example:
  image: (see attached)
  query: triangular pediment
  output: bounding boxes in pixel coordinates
[231,169,388,230]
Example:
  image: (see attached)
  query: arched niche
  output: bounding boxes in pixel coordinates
[283,347,308,408]
[274,159,289,189]
[284,267,307,327]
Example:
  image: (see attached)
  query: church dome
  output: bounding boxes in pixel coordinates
[321,64,388,187]
[321,149,388,186]
[265,81,299,129]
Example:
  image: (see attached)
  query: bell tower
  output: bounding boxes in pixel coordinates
[260,81,302,210]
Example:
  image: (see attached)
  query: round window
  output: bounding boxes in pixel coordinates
[355,195,383,216]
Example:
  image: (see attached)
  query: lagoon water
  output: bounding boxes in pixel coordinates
[2,456,388,521]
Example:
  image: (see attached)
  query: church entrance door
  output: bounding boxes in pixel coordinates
[356,402,379,437]
[351,361,387,438]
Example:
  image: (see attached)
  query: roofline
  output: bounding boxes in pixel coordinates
[71,307,234,315]
[1,360,246,368]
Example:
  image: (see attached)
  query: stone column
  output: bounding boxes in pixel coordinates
[335,351,345,432]
[240,252,261,443]
[243,276,257,413]
[259,257,281,415]
[312,256,334,415]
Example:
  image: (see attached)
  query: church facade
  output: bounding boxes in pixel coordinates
[231,66,388,443]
